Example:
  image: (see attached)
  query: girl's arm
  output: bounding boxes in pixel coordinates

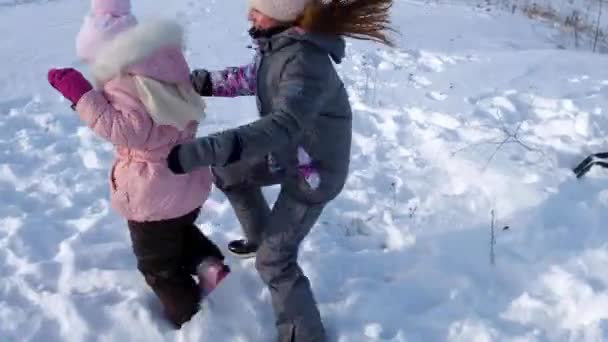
[75,90,152,149]
[191,62,257,97]
[48,68,152,149]
[171,49,329,173]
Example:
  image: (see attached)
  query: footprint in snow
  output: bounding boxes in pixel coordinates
[568,75,591,83]
[0,96,40,116]
[409,74,432,88]
[426,91,448,101]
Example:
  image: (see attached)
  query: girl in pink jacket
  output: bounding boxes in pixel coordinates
[47,0,229,328]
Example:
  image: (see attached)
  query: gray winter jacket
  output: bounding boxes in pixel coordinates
[178,29,353,203]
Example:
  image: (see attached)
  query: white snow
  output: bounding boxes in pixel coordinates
[2,0,608,341]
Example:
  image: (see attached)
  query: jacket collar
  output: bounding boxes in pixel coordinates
[250,25,295,54]
[252,28,346,63]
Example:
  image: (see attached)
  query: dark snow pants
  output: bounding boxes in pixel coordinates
[213,157,326,342]
[127,209,224,328]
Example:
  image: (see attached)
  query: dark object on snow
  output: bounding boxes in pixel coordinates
[573,152,608,178]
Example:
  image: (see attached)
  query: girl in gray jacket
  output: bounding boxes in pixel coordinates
[168,0,394,340]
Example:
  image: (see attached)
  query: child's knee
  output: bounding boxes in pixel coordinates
[183,225,225,273]
[255,242,299,284]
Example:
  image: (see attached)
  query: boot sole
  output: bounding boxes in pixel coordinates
[228,250,257,259]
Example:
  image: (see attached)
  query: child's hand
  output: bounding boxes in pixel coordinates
[167,145,186,174]
[48,68,93,107]
[190,69,212,96]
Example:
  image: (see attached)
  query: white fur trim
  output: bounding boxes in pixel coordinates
[134,76,206,130]
[92,20,184,83]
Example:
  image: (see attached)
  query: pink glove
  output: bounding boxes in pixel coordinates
[48,68,93,107]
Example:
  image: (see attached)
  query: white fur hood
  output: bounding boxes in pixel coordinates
[92,20,189,85]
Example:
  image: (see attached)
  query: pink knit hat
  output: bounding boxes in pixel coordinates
[249,0,312,22]
[76,0,138,62]
[92,0,132,15]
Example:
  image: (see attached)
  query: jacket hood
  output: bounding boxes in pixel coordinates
[260,28,346,64]
[92,20,190,86]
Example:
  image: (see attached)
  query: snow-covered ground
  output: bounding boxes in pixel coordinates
[2,0,608,341]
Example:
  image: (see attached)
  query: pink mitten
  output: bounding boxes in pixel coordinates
[48,68,93,106]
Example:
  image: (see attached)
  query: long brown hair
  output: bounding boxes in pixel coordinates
[296,0,396,47]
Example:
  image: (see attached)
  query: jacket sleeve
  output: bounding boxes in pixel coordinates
[75,90,152,148]
[177,49,329,172]
[191,61,257,97]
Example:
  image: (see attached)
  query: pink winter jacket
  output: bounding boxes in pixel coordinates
[75,23,212,222]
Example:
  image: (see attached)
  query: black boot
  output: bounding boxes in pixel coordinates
[227,239,258,258]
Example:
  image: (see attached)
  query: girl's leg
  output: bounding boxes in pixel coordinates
[222,185,270,249]
[254,189,327,342]
[184,224,225,271]
[177,209,230,296]
[127,215,202,328]
[180,208,224,275]
[212,157,281,256]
